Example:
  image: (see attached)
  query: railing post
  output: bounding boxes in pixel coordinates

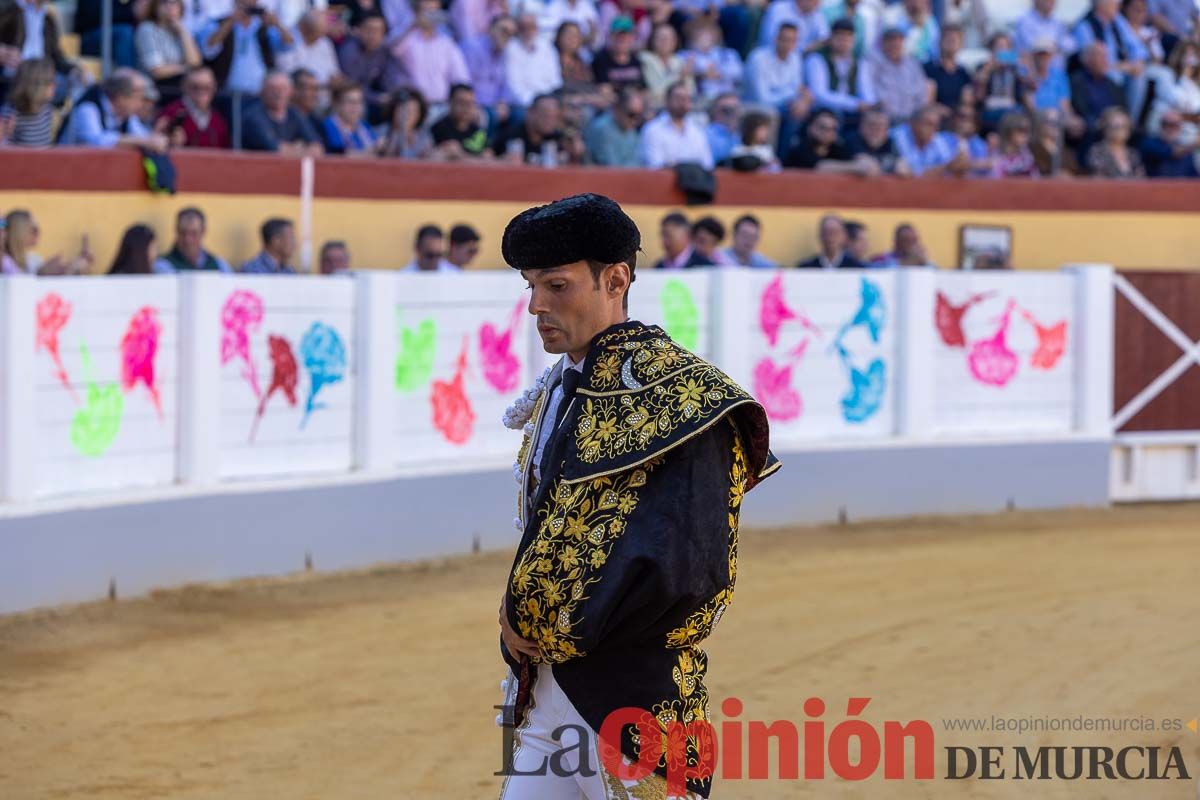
[1066,263,1115,437]
[354,270,396,471]
[177,273,223,486]
[894,267,936,438]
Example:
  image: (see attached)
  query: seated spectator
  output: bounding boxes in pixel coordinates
[2,209,90,274]
[1073,0,1149,119]
[797,214,863,269]
[640,23,693,108]
[73,0,137,69]
[158,66,230,148]
[555,21,601,105]
[1071,42,1127,137]
[1026,37,1080,131]
[446,224,480,269]
[136,0,203,95]
[721,213,777,268]
[319,240,350,274]
[706,92,741,164]
[1147,40,1200,146]
[461,15,517,109]
[896,105,968,176]
[870,223,931,268]
[939,104,992,176]
[745,23,804,107]
[692,216,731,265]
[870,27,931,124]
[155,207,230,272]
[379,87,433,158]
[758,0,829,53]
[679,18,743,101]
[821,0,880,58]
[1139,109,1200,176]
[242,71,324,154]
[924,24,972,110]
[339,13,404,125]
[241,217,297,274]
[881,0,938,62]
[1124,0,1167,66]
[504,12,562,106]
[0,58,55,147]
[1014,0,1078,60]
[975,32,1027,132]
[108,224,158,275]
[783,108,853,169]
[805,17,876,118]
[729,110,782,171]
[323,83,377,155]
[541,0,600,46]
[1086,106,1146,176]
[989,110,1039,177]
[1031,108,1082,175]
[654,211,712,269]
[277,10,343,96]
[845,107,908,174]
[291,68,326,131]
[639,80,714,169]
[200,0,293,96]
[592,16,646,93]
[392,0,471,104]
[940,0,987,49]
[431,83,491,159]
[0,0,74,83]
[844,219,869,263]
[637,0,687,51]
[584,86,645,167]
[403,225,459,271]
[57,69,169,152]
[1146,0,1198,40]
[493,92,565,164]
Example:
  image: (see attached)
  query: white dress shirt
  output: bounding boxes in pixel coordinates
[504,36,563,105]
[639,111,715,169]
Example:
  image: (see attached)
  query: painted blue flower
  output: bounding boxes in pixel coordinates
[841,358,886,424]
[300,322,347,428]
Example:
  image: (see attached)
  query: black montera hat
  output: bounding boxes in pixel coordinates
[502,193,641,271]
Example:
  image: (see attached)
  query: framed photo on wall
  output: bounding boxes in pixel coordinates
[958,224,1013,270]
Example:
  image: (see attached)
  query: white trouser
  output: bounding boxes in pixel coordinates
[498,665,700,800]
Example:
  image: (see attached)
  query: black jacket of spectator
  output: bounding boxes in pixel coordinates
[796,252,865,269]
[490,119,563,162]
[73,0,139,34]
[242,102,319,150]
[845,131,902,173]
[783,138,852,169]
[431,115,489,155]
[652,250,713,269]
[924,60,972,109]
[1138,136,1200,178]
[0,0,72,74]
[1070,70,1125,132]
[591,49,646,91]
[205,16,275,90]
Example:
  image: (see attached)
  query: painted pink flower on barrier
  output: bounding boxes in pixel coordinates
[1021,310,1068,370]
[221,290,264,399]
[250,334,299,442]
[432,337,475,444]
[968,301,1019,387]
[35,292,78,402]
[935,290,993,348]
[120,306,164,419]
[752,340,809,421]
[759,275,797,347]
[479,300,524,393]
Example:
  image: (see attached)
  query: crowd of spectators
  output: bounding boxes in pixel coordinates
[2,0,1198,177]
[0,203,952,276]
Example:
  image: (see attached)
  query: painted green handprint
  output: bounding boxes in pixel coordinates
[395,317,437,392]
[70,345,124,456]
[660,279,700,351]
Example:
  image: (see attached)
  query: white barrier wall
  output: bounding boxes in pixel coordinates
[0,267,1114,504]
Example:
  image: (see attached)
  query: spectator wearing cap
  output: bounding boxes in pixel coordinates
[758,0,830,54]
[461,15,517,109]
[805,17,876,118]
[1073,0,1149,119]
[403,225,461,272]
[691,216,731,266]
[893,105,960,176]
[155,207,231,273]
[924,24,973,110]
[319,240,351,274]
[654,212,712,269]
[57,68,169,152]
[845,107,908,175]
[392,0,471,104]
[721,214,777,268]
[447,224,481,269]
[639,80,715,169]
[881,0,939,62]
[1014,0,1078,60]
[584,86,645,167]
[870,27,932,124]
[338,13,405,124]
[504,12,563,105]
[679,18,743,101]
[157,66,230,148]
[241,218,297,274]
[1070,42,1127,137]
[705,92,742,164]
[431,83,492,159]
[592,16,646,93]
[798,215,863,269]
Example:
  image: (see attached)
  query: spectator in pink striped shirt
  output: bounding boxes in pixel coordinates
[392,0,471,104]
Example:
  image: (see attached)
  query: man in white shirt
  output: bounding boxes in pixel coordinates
[639,81,715,169]
[759,0,830,51]
[504,12,563,105]
[276,10,343,88]
[805,16,876,115]
[745,23,807,107]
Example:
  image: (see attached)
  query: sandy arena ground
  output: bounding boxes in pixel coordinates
[1,504,1198,799]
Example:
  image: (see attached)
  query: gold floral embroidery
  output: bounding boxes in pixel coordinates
[514,389,549,525]
[509,459,663,664]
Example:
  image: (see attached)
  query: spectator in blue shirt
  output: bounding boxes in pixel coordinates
[322,84,377,155]
[805,17,876,118]
[241,218,297,274]
[200,0,293,96]
[242,71,323,154]
[1013,0,1078,61]
[1028,36,1088,140]
[56,68,169,152]
[893,105,960,176]
[1138,109,1200,176]
[705,92,742,163]
[1073,0,1149,118]
[584,87,645,167]
[721,214,778,268]
[758,0,830,52]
